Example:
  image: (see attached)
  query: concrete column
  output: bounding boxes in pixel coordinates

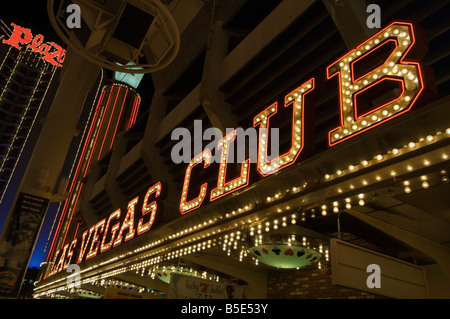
[13,50,100,200]
[141,90,179,221]
[104,133,128,209]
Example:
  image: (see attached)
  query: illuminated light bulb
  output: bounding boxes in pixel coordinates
[421,181,429,189]
[325,174,331,180]
[426,135,434,142]
[349,165,355,171]
[336,170,342,175]
[376,154,383,161]
[359,199,365,206]
[345,203,352,209]
[420,175,428,181]
[424,160,430,166]
[441,176,449,184]
[362,160,369,166]
[408,142,416,149]
[403,180,410,186]
[446,128,450,134]
[333,207,339,213]
[392,148,399,155]
[407,165,413,171]
[321,209,327,216]
[404,186,411,193]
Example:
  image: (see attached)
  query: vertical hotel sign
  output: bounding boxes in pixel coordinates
[0,193,49,297]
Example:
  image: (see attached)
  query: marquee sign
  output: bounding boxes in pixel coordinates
[47,21,434,277]
[2,23,65,67]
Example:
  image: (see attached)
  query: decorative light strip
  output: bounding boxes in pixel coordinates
[322,127,449,183]
[0,53,57,203]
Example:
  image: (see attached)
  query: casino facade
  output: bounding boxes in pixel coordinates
[33,0,449,299]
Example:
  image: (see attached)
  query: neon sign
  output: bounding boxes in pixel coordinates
[47,22,434,276]
[2,23,65,67]
[48,182,166,276]
[327,22,427,146]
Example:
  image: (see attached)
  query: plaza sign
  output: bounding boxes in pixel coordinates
[47,21,434,277]
[2,23,65,67]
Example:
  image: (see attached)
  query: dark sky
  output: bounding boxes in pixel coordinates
[1,1,62,44]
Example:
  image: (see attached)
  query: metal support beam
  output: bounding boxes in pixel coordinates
[183,254,267,299]
[200,20,237,133]
[116,272,169,295]
[322,0,375,49]
[346,209,450,281]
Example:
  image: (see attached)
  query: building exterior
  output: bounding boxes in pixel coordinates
[0,21,63,298]
[0,36,58,204]
[34,0,449,299]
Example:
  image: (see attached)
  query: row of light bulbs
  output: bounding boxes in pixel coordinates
[324,128,449,183]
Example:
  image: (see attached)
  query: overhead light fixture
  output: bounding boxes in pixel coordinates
[246,233,323,269]
[249,244,322,269]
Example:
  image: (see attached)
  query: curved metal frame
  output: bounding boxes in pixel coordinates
[47,0,180,73]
